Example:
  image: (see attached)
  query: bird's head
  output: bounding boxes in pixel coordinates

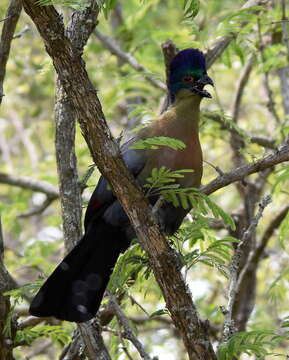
[168,48,214,103]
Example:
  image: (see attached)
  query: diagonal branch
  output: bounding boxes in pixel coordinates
[52,1,111,358]
[94,28,167,91]
[95,0,268,103]
[205,0,269,69]
[108,292,153,360]
[22,1,216,358]
[201,141,289,195]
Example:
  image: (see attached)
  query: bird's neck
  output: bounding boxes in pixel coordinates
[171,95,201,133]
[141,95,201,141]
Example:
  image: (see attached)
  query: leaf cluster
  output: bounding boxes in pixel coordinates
[218,330,288,360]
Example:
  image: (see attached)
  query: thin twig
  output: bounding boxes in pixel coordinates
[13,25,30,39]
[205,0,269,68]
[221,195,272,343]
[237,203,289,291]
[229,54,255,170]
[257,19,281,124]
[17,197,54,218]
[107,292,153,360]
[79,165,95,192]
[201,139,289,195]
[0,172,59,198]
[0,16,13,23]
[0,217,18,359]
[231,54,255,123]
[203,160,224,176]
[202,111,277,149]
[17,316,51,330]
[94,29,166,91]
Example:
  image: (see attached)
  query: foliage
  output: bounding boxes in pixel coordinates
[1,0,289,358]
[129,136,186,150]
[183,0,200,20]
[217,330,288,360]
[15,325,71,347]
[144,165,235,229]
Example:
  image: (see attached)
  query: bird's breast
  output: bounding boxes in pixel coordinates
[142,134,203,188]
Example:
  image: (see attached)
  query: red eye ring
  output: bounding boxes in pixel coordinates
[183,75,194,83]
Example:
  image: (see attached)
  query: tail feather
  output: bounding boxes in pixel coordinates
[30,219,128,322]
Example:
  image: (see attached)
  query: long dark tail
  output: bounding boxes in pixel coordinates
[30,219,129,322]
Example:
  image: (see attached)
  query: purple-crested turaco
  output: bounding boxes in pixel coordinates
[30,48,214,322]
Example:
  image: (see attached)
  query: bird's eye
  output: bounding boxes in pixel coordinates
[183,75,194,83]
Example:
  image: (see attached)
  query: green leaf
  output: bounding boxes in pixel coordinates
[130,136,186,151]
[183,0,200,20]
[150,308,169,318]
[217,330,288,359]
[15,325,71,346]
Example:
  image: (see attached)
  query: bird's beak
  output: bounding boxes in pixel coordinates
[199,74,214,87]
[191,74,214,98]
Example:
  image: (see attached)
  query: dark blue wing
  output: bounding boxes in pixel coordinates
[84,140,146,230]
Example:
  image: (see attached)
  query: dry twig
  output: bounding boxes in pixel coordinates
[221,195,272,343]
[108,292,153,360]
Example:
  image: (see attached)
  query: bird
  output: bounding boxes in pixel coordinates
[29,48,213,322]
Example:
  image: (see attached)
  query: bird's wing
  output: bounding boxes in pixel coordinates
[84,138,146,230]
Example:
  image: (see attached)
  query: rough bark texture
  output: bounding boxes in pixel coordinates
[21,1,216,358]
[201,141,289,195]
[0,220,17,360]
[78,321,111,360]
[0,267,15,360]
[0,2,22,358]
[55,82,83,251]
[53,2,112,359]
[0,0,22,104]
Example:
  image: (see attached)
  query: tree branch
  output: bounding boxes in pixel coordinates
[0,172,59,198]
[221,195,271,344]
[0,0,22,104]
[78,320,112,360]
[201,141,289,195]
[231,54,255,123]
[94,28,167,91]
[205,0,269,68]
[0,217,17,360]
[202,112,277,149]
[51,1,111,358]
[229,54,255,169]
[95,0,268,104]
[108,293,153,360]
[236,203,289,292]
[17,315,51,330]
[22,1,216,358]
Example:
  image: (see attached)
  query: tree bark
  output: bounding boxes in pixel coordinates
[21,1,216,358]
